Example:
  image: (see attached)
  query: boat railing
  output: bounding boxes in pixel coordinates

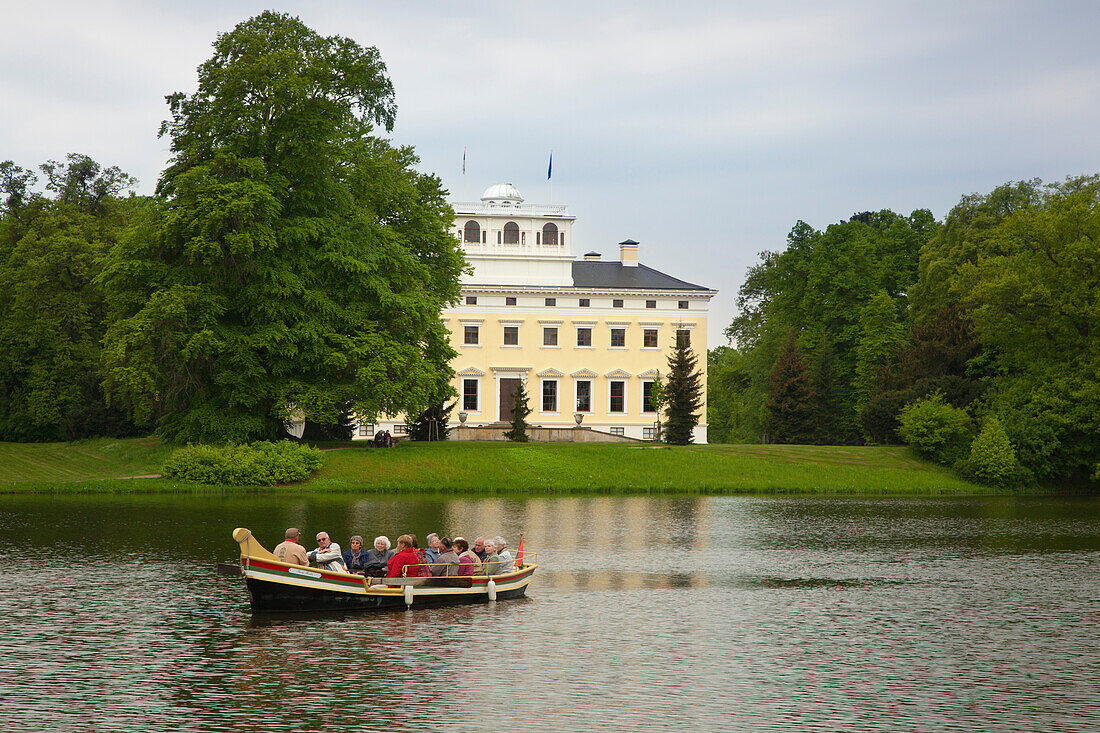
[395,553,536,578]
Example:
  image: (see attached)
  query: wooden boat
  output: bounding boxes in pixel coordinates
[228,528,536,614]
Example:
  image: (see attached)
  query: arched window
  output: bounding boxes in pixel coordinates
[463,220,481,243]
[542,223,559,246]
[503,221,520,244]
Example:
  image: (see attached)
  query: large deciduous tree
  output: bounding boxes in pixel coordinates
[100,13,465,442]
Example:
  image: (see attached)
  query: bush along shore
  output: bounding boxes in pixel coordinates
[0,437,1047,496]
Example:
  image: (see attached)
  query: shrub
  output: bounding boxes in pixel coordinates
[959,416,1024,486]
[163,441,323,485]
[898,392,973,465]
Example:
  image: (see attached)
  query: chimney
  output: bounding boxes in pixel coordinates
[619,239,639,267]
[583,251,602,261]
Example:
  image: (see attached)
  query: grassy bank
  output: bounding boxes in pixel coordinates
[0,437,1001,495]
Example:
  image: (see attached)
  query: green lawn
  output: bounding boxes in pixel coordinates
[0,437,171,486]
[0,437,997,495]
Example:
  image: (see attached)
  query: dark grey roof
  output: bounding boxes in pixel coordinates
[571,261,711,291]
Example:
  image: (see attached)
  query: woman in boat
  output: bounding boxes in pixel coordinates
[482,538,503,576]
[386,534,425,578]
[342,535,370,575]
[363,536,393,577]
[453,537,482,576]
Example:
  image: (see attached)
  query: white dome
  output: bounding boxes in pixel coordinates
[481,183,524,203]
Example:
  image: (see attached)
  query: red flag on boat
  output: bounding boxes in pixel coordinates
[515,534,524,568]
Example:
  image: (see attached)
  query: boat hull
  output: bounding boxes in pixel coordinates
[240,558,534,614]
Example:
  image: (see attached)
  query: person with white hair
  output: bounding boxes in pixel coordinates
[495,535,514,573]
[363,535,393,577]
[482,538,503,576]
[307,531,347,573]
[425,533,442,563]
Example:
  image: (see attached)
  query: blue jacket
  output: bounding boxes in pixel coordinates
[343,548,372,573]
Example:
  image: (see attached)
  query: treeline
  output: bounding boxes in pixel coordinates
[0,13,464,444]
[708,178,1100,485]
[0,156,144,441]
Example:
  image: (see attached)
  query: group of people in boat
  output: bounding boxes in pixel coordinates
[272,528,518,578]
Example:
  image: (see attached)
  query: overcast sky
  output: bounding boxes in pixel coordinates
[4,1,1100,345]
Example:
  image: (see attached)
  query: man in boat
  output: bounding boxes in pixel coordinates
[273,528,310,566]
[429,536,460,576]
[307,531,347,572]
[473,536,488,561]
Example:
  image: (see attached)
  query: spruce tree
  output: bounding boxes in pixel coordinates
[406,399,455,441]
[503,381,532,442]
[664,338,703,445]
[765,332,817,444]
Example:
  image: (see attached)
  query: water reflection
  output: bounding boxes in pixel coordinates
[0,494,1098,732]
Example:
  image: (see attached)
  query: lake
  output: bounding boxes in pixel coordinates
[1,494,1098,732]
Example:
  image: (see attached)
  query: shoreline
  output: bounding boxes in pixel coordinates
[1,437,1076,496]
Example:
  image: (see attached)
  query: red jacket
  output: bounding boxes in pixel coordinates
[387,547,425,578]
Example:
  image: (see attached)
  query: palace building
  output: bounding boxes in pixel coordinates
[372,183,716,442]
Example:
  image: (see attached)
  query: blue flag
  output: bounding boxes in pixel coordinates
[547,150,552,180]
[462,146,466,175]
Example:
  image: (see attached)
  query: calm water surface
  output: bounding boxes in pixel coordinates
[1,494,1098,732]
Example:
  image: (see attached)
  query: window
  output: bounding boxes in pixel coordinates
[506,296,517,306]
[610,426,625,436]
[611,328,626,348]
[542,380,558,412]
[543,327,558,346]
[577,327,592,347]
[575,380,592,412]
[463,379,479,411]
[613,299,624,308]
[610,381,625,413]
[677,329,691,349]
[545,297,556,306]
[503,221,520,244]
[466,296,477,305]
[543,222,558,246]
[463,220,480,243]
[642,381,657,413]
[646,300,656,309]
[643,427,657,440]
[358,423,371,437]
[643,329,658,348]
[504,326,519,345]
[678,300,689,309]
[393,424,409,435]
[579,298,590,307]
[464,325,479,345]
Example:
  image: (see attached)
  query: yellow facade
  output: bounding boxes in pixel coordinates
[445,294,708,440]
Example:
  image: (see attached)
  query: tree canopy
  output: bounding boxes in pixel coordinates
[99,12,466,442]
[0,155,141,441]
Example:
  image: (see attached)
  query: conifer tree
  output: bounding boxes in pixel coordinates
[765,332,817,443]
[664,337,703,445]
[503,381,532,442]
[406,398,454,441]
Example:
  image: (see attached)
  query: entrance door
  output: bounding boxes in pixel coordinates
[499,378,521,422]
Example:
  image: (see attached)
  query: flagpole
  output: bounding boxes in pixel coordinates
[547,149,553,205]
